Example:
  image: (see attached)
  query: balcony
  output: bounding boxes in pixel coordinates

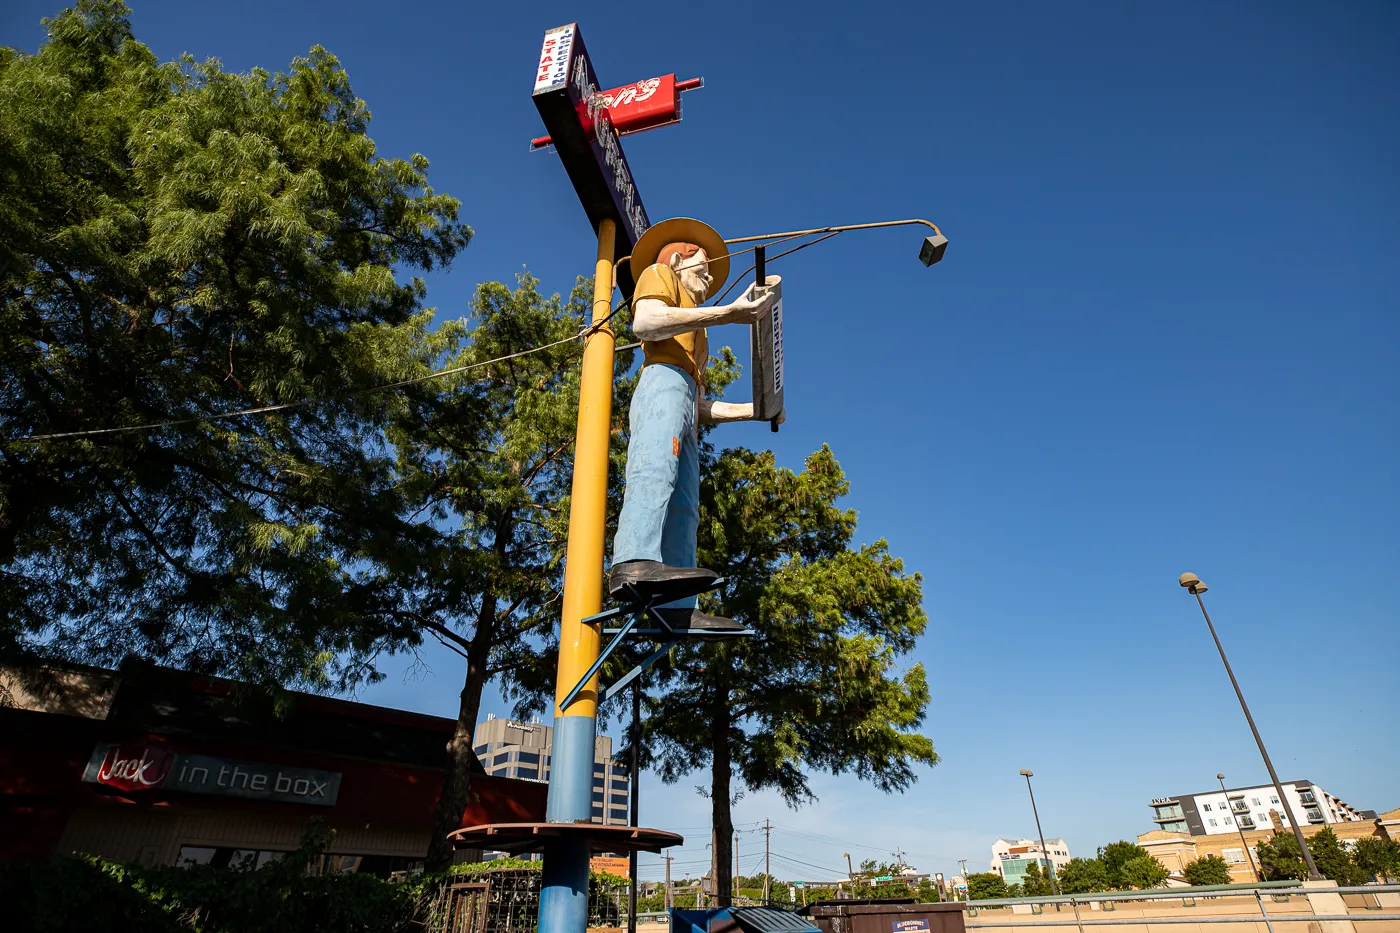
[1306,808,1324,823]
[1231,801,1251,814]
[1299,792,1318,804]
[1237,816,1257,828]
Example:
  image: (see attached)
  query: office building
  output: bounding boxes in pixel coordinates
[990,838,1071,887]
[1148,780,1372,837]
[472,714,631,825]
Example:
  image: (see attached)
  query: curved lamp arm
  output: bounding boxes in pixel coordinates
[724,218,944,243]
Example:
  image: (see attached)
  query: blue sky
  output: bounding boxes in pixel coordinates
[7,0,1398,883]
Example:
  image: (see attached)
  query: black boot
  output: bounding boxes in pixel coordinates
[608,560,718,601]
[654,607,747,636]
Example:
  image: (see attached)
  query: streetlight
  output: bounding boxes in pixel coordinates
[1178,573,1321,881]
[1019,769,1059,894]
[1217,772,1263,882]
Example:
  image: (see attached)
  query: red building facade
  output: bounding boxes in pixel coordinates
[0,661,545,872]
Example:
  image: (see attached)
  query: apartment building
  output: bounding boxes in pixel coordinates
[1148,780,1372,837]
[472,714,631,825]
[990,838,1072,887]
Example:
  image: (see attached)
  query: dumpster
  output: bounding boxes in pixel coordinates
[799,901,966,933]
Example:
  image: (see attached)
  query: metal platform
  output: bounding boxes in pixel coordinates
[446,821,683,855]
[558,577,753,710]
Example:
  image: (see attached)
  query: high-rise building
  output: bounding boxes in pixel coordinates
[990,838,1071,888]
[1148,780,1371,837]
[472,715,631,825]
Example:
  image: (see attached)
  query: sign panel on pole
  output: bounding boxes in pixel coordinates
[532,23,650,259]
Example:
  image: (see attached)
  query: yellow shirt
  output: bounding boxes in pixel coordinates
[634,263,708,390]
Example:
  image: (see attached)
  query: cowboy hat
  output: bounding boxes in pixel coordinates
[628,217,729,301]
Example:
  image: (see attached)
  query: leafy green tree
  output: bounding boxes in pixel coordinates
[1307,828,1367,886]
[1255,833,1309,881]
[1019,859,1054,897]
[0,1,469,685]
[1098,842,1155,889]
[1354,837,1400,883]
[1056,857,1110,894]
[627,445,935,904]
[967,872,1011,900]
[1120,855,1169,890]
[381,274,646,870]
[1183,854,1232,886]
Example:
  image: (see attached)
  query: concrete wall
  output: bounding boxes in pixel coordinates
[967,891,1400,933]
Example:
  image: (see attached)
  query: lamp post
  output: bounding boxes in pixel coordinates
[1178,573,1321,881]
[1019,769,1059,894]
[1217,772,1263,882]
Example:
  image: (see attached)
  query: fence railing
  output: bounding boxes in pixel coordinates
[963,883,1400,933]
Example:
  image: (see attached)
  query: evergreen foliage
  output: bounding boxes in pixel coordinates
[629,444,936,903]
[1,1,470,686]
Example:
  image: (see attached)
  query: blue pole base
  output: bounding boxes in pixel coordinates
[539,836,591,933]
[545,715,597,822]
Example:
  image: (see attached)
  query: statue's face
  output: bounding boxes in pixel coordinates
[672,248,712,303]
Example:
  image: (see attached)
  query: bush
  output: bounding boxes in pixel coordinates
[0,824,453,933]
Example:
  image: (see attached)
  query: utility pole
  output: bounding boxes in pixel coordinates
[734,832,740,904]
[958,860,968,902]
[710,828,717,908]
[845,853,855,889]
[665,853,673,911]
[627,682,641,933]
[763,819,772,905]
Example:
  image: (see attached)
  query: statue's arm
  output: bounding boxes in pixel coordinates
[631,298,733,342]
[630,284,775,342]
[698,399,755,424]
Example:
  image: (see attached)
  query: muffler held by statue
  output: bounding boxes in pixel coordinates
[749,273,784,432]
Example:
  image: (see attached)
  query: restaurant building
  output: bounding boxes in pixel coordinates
[0,660,545,873]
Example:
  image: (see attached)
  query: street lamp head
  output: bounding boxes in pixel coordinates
[1217,773,1226,780]
[1178,572,1207,594]
[1020,769,1033,777]
[919,234,949,267]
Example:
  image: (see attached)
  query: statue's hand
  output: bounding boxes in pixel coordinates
[724,284,775,324]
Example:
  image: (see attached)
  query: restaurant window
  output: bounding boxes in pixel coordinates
[176,847,286,870]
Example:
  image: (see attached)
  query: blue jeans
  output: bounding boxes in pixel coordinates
[612,364,700,609]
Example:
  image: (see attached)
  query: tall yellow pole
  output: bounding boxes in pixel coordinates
[554,217,616,722]
[544,216,615,820]
[539,218,616,933]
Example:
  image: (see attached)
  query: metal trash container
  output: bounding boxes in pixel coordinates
[799,901,967,933]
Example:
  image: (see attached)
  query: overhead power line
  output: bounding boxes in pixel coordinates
[10,232,836,446]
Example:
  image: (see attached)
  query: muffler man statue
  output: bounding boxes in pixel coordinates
[609,218,776,632]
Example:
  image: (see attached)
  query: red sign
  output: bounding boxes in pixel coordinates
[594,75,679,136]
[532,75,702,149]
[95,744,173,791]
